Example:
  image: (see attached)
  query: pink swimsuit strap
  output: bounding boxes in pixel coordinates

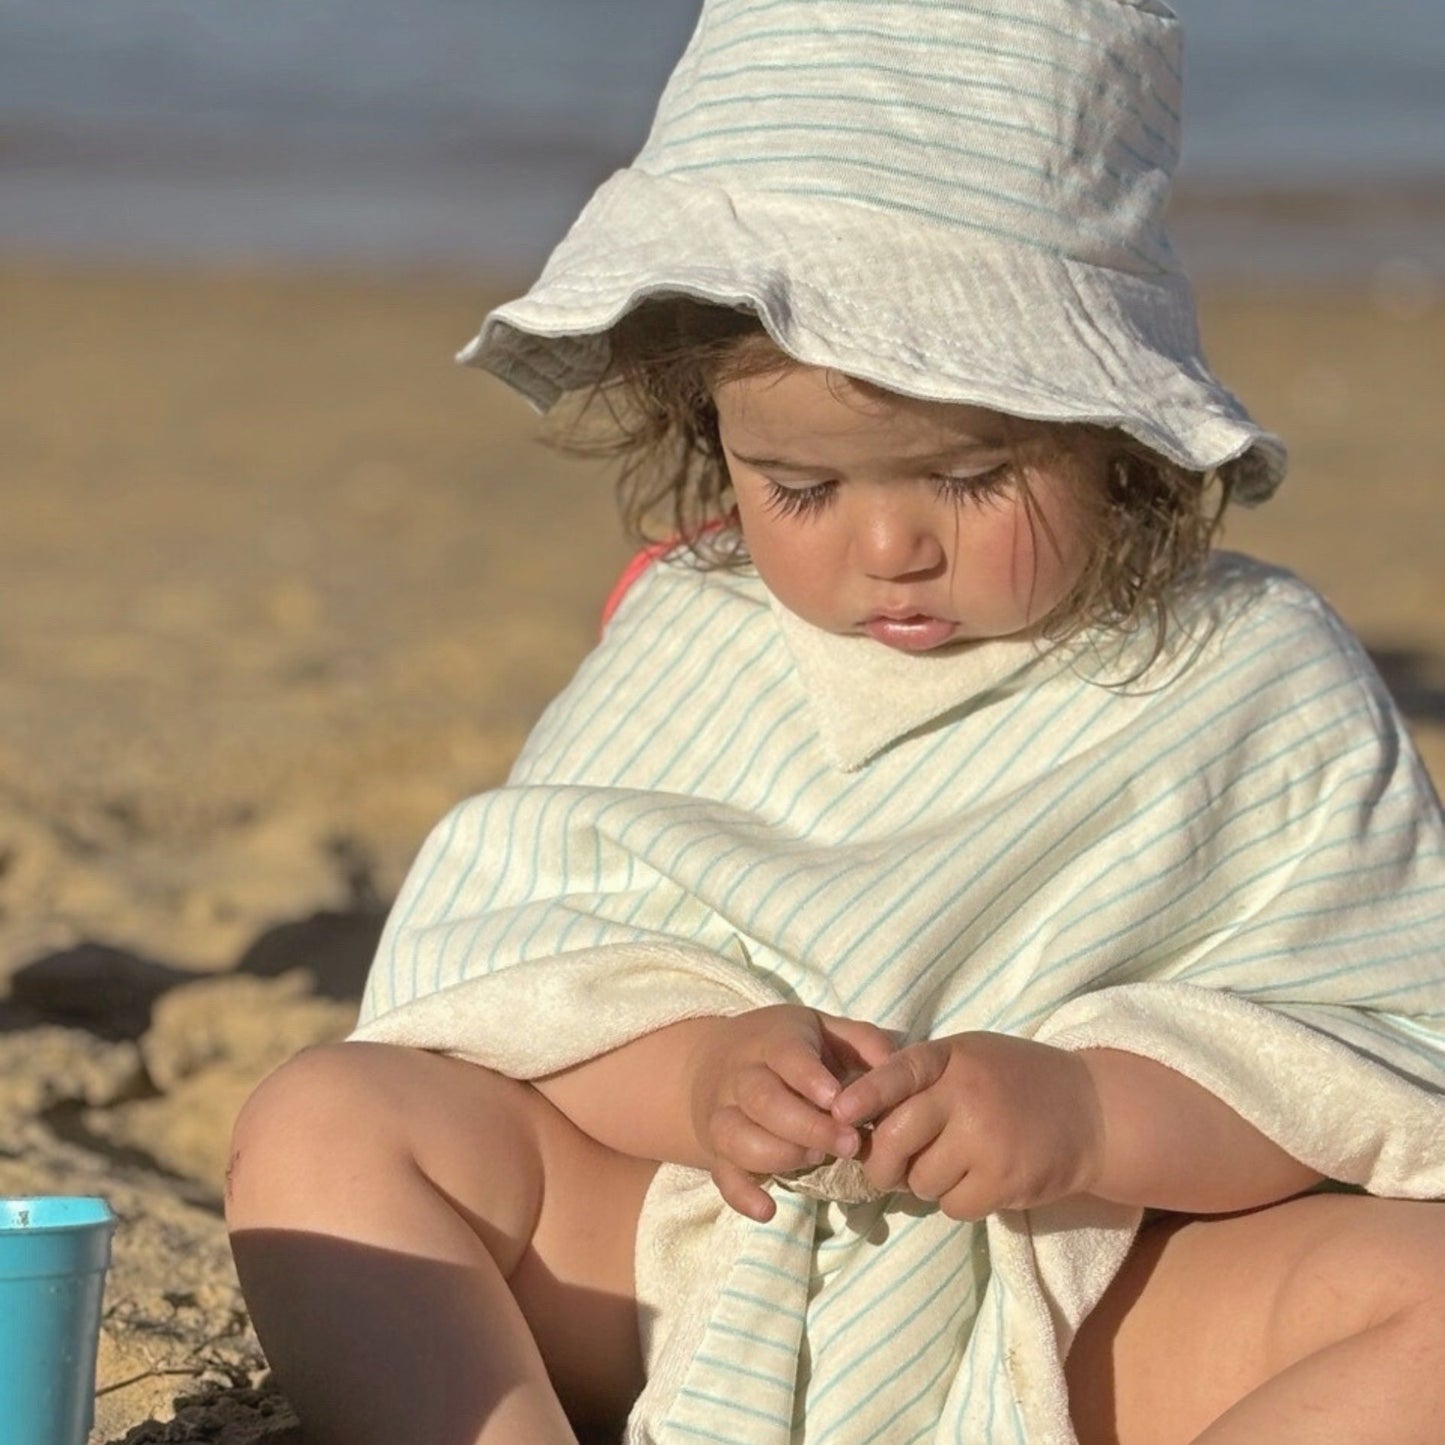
[599,517,736,633]
[600,540,678,631]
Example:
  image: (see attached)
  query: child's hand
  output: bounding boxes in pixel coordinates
[691,1005,896,1221]
[831,1031,1104,1219]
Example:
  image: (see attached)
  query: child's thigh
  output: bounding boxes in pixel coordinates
[509,1065,660,1425]
[1067,1192,1445,1445]
[230,1042,657,1422]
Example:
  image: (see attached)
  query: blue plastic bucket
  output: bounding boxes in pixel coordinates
[0,1197,116,1445]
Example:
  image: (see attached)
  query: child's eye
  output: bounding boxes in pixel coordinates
[931,465,1012,504]
[763,479,837,517]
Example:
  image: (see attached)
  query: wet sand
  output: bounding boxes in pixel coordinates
[0,255,1440,1440]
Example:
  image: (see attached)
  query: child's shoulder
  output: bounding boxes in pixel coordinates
[1186,550,1363,651]
[1165,550,1395,725]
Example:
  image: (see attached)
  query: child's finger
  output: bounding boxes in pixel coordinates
[818,1013,900,1073]
[831,1043,946,1127]
[857,1094,952,1194]
[710,1103,840,1216]
[711,1159,777,1222]
[728,1069,856,1160]
[765,1031,848,1110]
[713,1100,829,1173]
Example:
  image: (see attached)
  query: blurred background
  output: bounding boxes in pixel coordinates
[0,6,1442,1437]
[2,0,1443,280]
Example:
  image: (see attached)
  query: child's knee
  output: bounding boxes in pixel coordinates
[1329,1199,1445,1395]
[225,1042,410,1216]
[1354,1198,1445,1321]
[1264,1195,1445,1359]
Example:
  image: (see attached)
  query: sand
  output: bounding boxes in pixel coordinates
[0,255,1441,1442]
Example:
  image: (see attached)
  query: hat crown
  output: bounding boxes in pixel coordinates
[637,0,1184,276]
[467,0,1285,501]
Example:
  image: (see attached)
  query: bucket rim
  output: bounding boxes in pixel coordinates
[0,1196,116,1234]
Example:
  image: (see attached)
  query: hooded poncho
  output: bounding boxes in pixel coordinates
[354,549,1445,1444]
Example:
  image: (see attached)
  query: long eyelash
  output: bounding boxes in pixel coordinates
[933,465,1012,505]
[763,480,835,517]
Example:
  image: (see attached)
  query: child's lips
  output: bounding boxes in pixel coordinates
[862,614,959,651]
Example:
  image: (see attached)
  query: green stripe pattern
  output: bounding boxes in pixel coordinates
[359,551,1445,1442]
[633,0,1184,271]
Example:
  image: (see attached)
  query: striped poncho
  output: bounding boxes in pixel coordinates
[353,549,1445,1444]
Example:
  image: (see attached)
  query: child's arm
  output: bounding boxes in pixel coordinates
[535,1005,896,1220]
[1074,1046,1323,1210]
[832,1033,1321,1219]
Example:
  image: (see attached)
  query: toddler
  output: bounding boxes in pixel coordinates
[226,3,1445,1442]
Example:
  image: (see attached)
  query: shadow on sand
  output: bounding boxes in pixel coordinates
[0,907,384,1041]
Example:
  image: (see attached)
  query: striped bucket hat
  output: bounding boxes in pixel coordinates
[462,0,1286,501]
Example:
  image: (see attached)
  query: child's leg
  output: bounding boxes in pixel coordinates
[1067,1192,1445,1445]
[225,1041,657,1445]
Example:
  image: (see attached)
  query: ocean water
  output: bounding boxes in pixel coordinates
[1,0,1442,279]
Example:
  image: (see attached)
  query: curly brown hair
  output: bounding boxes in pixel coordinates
[548,299,1233,652]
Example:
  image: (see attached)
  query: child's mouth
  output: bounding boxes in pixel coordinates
[862,615,958,651]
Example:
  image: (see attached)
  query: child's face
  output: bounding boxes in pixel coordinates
[714,365,1099,652]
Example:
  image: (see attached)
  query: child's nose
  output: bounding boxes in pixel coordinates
[854,501,946,579]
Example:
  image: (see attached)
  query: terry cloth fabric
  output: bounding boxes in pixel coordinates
[460,0,1287,503]
[353,551,1445,1444]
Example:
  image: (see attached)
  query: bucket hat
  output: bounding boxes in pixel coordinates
[462,0,1286,501]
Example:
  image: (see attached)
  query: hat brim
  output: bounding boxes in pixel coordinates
[461,169,1285,503]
